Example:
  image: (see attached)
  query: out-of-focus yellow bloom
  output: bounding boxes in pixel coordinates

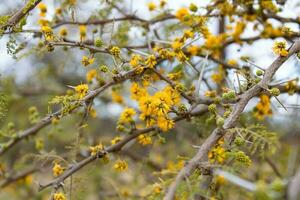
[113,160,128,171]
[74,84,88,99]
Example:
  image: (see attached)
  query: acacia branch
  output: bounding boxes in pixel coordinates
[38,106,208,191]
[164,41,300,199]
[1,0,42,30]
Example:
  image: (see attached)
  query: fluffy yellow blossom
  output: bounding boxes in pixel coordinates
[90,143,104,156]
[111,136,122,145]
[110,46,121,57]
[53,192,66,200]
[171,40,183,52]
[129,54,142,67]
[187,45,199,56]
[175,8,189,21]
[55,8,62,15]
[147,2,156,11]
[59,27,68,37]
[205,34,224,50]
[79,25,87,40]
[74,84,88,99]
[254,94,272,120]
[175,50,188,62]
[130,82,148,101]
[113,160,128,171]
[152,183,162,194]
[157,116,174,132]
[41,26,54,41]
[81,56,94,66]
[227,59,238,66]
[138,134,152,145]
[38,19,49,26]
[232,21,246,40]
[208,145,226,164]
[273,41,288,57]
[112,91,124,104]
[119,108,136,124]
[52,162,64,177]
[145,54,157,68]
[86,69,97,82]
[38,3,47,17]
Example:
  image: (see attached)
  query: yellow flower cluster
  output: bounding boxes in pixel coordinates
[79,25,87,40]
[111,91,124,104]
[145,54,157,68]
[273,41,288,57]
[208,140,226,164]
[110,46,121,57]
[86,69,97,82]
[129,54,142,68]
[52,162,64,177]
[90,143,104,156]
[59,27,68,37]
[119,108,136,124]
[254,94,272,120]
[137,134,152,145]
[74,84,89,99]
[232,21,246,40]
[175,8,189,22]
[53,192,66,200]
[113,160,128,172]
[147,2,156,11]
[82,56,94,66]
[41,26,54,41]
[38,3,47,17]
[129,83,179,132]
[111,136,122,145]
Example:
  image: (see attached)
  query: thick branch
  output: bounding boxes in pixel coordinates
[164,41,300,199]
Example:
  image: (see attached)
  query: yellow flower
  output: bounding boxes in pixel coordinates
[53,192,66,200]
[208,145,226,164]
[183,29,194,39]
[79,25,87,40]
[130,82,148,101]
[112,91,124,104]
[38,19,49,26]
[59,27,68,37]
[187,45,199,56]
[52,162,64,177]
[110,46,121,57]
[153,183,162,194]
[227,59,237,66]
[41,26,54,41]
[90,143,104,156]
[74,84,88,99]
[113,160,128,172]
[129,54,142,67]
[273,41,288,57]
[147,2,157,11]
[89,107,97,118]
[138,134,152,145]
[145,54,157,68]
[253,94,272,120]
[55,8,62,15]
[171,40,183,52]
[175,8,189,21]
[86,69,97,82]
[157,116,174,132]
[38,3,47,17]
[81,56,94,66]
[111,136,122,145]
[119,107,136,124]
